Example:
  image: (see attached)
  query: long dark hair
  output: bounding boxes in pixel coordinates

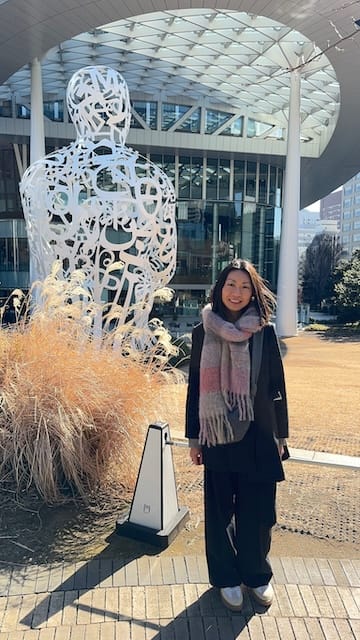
[210,259,276,323]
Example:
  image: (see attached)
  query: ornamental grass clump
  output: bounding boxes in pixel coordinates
[0,263,181,504]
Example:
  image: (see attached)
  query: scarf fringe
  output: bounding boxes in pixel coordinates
[199,413,234,447]
[199,393,254,447]
[224,392,254,419]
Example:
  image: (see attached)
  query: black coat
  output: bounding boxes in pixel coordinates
[185,323,289,481]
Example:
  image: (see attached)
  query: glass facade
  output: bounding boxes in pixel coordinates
[0,148,22,214]
[0,219,29,308]
[0,138,283,318]
[131,100,158,129]
[148,154,283,316]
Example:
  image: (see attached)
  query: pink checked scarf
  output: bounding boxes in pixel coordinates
[199,303,261,446]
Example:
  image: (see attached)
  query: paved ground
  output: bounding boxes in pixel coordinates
[1,330,359,638]
[1,445,359,639]
[0,552,360,639]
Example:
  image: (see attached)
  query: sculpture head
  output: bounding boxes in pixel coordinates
[66,65,131,144]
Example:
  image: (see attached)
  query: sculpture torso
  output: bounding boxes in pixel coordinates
[20,66,177,337]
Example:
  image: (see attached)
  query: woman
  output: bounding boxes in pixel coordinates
[185,258,289,612]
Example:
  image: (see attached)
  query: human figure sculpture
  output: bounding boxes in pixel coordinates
[20,66,177,339]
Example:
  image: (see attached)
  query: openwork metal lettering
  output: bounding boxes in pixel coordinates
[20,66,177,338]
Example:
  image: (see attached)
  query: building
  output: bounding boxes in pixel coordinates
[298,209,339,258]
[1,1,360,334]
[320,190,342,225]
[340,173,360,257]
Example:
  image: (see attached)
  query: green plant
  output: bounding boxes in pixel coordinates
[304,323,329,332]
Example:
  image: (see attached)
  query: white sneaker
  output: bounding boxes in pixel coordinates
[249,583,274,607]
[220,586,243,611]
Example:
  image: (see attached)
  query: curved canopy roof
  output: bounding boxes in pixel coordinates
[0,0,360,207]
[0,9,340,152]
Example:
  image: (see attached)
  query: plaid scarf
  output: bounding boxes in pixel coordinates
[199,303,261,447]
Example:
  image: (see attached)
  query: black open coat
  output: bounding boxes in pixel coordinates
[185,323,289,482]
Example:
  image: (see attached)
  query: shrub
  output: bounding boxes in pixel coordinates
[304,323,329,332]
[0,265,181,504]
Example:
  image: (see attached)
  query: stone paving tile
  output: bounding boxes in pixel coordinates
[280,557,299,584]
[98,560,113,590]
[157,587,172,621]
[183,556,200,584]
[171,557,187,585]
[327,559,352,587]
[276,617,296,639]
[316,558,337,586]
[72,563,87,591]
[137,558,151,587]
[148,558,162,587]
[124,560,138,587]
[61,591,78,627]
[269,557,286,584]
[1,557,360,639]
[302,558,323,585]
[341,560,360,587]
[303,617,326,640]
[337,586,360,618]
[111,560,126,588]
[158,558,174,586]
[324,585,349,618]
[351,559,360,582]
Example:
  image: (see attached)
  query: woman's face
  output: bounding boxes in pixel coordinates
[221,269,253,320]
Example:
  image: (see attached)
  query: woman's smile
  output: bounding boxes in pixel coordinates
[221,270,253,316]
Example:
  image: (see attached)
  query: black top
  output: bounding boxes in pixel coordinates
[185,323,289,482]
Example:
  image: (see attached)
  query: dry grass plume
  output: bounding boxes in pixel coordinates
[0,263,182,504]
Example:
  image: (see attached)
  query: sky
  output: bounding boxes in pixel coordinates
[306,201,320,212]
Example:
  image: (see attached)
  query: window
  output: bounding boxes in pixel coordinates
[221,116,244,137]
[258,164,268,204]
[206,157,217,200]
[176,107,201,133]
[16,104,30,119]
[162,103,191,131]
[43,100,64,122]
[131,100,157,129]
[150,154,176,188]
[247,118,274,138]
[246,161,257,199]
[205,109,232,134]
[218,159,230,200]
[0,100,12,117]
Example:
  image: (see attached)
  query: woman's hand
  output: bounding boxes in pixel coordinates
[190,446,203,465]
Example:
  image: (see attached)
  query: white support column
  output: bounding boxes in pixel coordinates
[28,58,45,287]
[212,203,219,283]
[30,57,45,164]
[276,69,301,337]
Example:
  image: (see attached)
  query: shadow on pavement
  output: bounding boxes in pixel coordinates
[19,532,159,629]
[316,327,360,342]
[19,543,262,638]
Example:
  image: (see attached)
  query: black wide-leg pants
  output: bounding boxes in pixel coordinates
[204,466,277,588]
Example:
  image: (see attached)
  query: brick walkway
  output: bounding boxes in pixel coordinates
[0,554,359,639]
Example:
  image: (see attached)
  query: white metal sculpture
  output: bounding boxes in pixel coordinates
[20,66,177,339]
